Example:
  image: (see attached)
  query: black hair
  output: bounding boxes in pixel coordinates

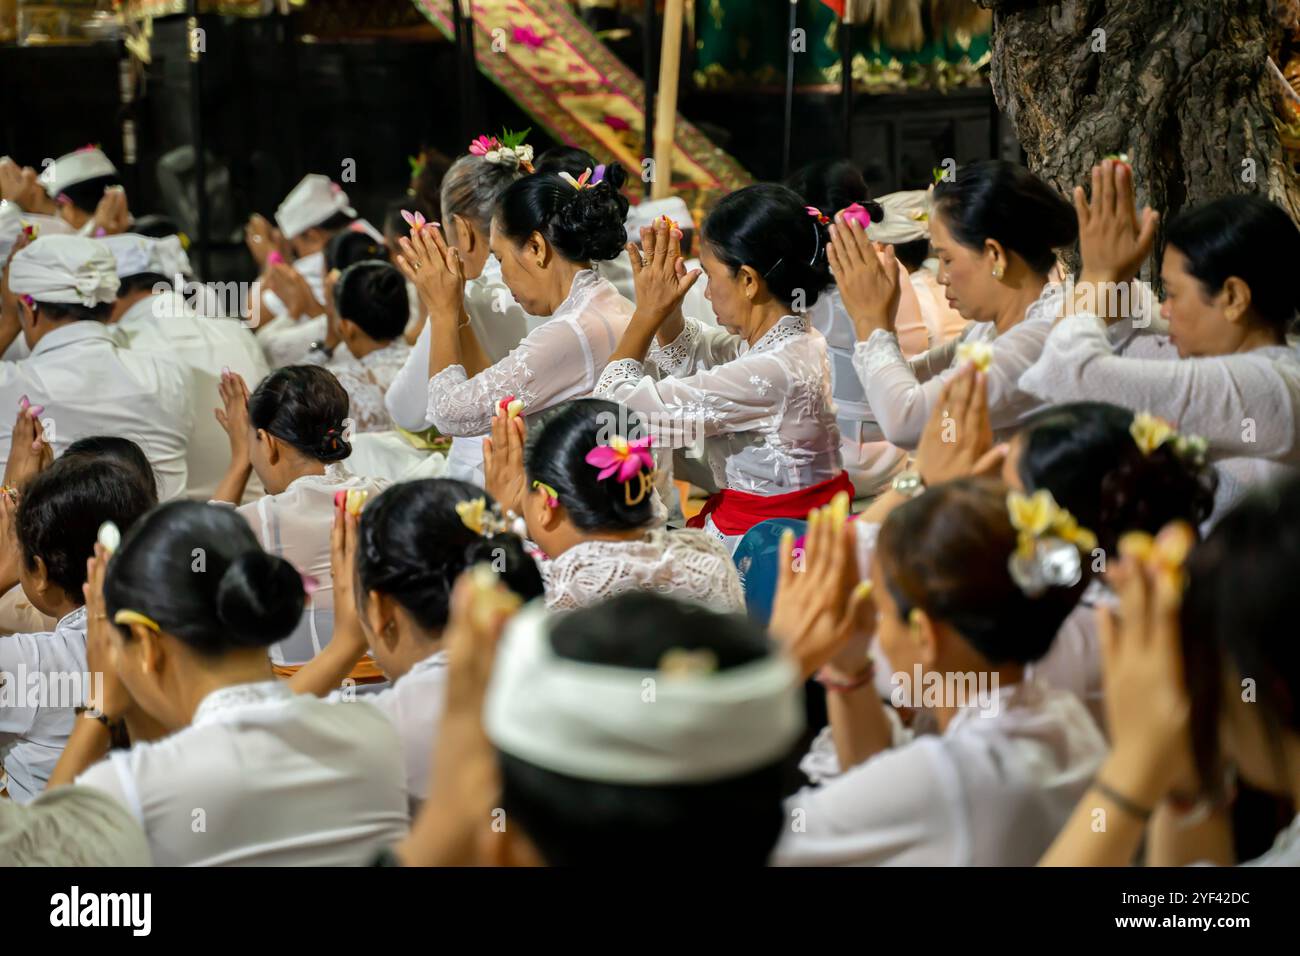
[784,158,883,225]
[931,160,1077,275]
[104,500,305,654]
[325,228,390,272]
[335,260,408,342]
[702,182,834,310]
[533,146,599,179]
[1017,402,1216,556]
[498,592,790,866]
[16,455,155,599]
[309,210,355,235]
[1165,194,1300,334]
[117,273,171,298]
[893,237,930,273]
[247,365,352,463]
[877,477,1088,665]
[31,300,111,323]
[356,479,543,631]
[130,214,182,239]
[64,435,159,503]
[524,398,656,533]
[1182,475,1300,794]
[57,175,121,215]
[495,164,630,262]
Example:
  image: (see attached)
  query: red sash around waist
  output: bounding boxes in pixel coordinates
[686,471,854,537]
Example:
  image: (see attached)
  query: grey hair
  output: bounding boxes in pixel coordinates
[440,155,524,235]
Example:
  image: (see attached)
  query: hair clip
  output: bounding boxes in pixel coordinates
[839,202,873,230]
[456,496,517,536]
[113,609,160,633]
[1006,489,1097,598]
[96,521,121,555]
[805,206,830,225]
[532,480,560,508]
[955,341,994,373]
[400,209,427,231]
[1129,411,1207,464]
[585,435,655,506]
[333,488,369,517]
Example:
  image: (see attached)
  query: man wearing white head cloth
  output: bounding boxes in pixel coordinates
[399,592,803,866]
[1,235,192,499]
[99,233,269,500]
[37,146,129,237]
[253,174,358,368]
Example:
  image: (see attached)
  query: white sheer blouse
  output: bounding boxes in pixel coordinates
[594,314,842,496]
[540,528,744,612]
[424,268,633,437]
[385,255,531,432]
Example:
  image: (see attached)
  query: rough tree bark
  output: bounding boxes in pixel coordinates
[975,0,1300,274]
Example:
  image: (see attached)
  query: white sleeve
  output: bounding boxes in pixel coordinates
[1020,313,1300,463]
[464,274,529,362]
[385,318,435,431]
[594,350,794,448]
[646,316,745,377]
[853,320,1051,448]
[0,632,39,738]
[772,739,959,866]
[425,318,594,437]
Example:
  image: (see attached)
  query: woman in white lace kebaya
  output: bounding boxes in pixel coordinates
[299,260,412,433]
[385,137,533,477]
[393,161,634,483]
[288,478,544,813]
[1020,161,1300,513]
[483,398,743,611]
[211,366,387,682]
[839,160,1166,450]
[595,185,848,550]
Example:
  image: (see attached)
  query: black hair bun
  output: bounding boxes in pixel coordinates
[551,162,631,262]
[215,551,306,648]
[315,427,352,463]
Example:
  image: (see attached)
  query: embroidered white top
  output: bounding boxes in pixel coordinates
[303,339,412,434]
[326,650,447,813]
[111,291,270,500]
[424,268,633,437]
[0,322,192,499]
[232,464,389,668]
[594,314,843,497]
[0,607,88,803]
[771,678,1106,866]
[540,528,745,612]
[75,680,408,865]
[385,255,531,432]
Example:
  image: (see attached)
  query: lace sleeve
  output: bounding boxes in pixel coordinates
[426,319,591,437]
[647,316,744,377]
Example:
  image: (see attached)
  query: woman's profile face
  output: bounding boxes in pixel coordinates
[699,242,748,336]
[1159,246,1238,358]
[489,220,549,317]
[931,212,1004,325]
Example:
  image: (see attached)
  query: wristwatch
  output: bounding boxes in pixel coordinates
[891,470,925,499]
[309,340,335,360]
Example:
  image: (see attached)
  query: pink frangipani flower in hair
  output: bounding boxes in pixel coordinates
[585,435,654,483]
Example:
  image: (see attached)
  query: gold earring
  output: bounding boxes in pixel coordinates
[992,265,1004,279]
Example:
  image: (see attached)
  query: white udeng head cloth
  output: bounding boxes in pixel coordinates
[866,189,931,245]
[275,174,356,239]
[484,603,803,785]
[39,147,118,199]
[98,233,193,279]
[9,235,120,307]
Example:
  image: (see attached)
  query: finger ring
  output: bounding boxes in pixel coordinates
[93,613,107,620]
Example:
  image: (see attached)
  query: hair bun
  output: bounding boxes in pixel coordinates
[215,551,305,647]
[552,162,631,262]
[316,426,352,463]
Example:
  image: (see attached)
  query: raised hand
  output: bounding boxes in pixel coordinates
[482,411,527,515]
[214,369,253,465]
[83,543,133,720]
[2,404,52,489]
[628,217,701,324]
[244,213,287,270]
[395,222,466,326]
[1075,158,1159,288]
[913,362,1006,486]
[828,209,902,338]
[90,186,131,236]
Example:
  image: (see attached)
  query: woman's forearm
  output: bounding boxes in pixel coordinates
[826,686,894,772]
[211,461,252,505]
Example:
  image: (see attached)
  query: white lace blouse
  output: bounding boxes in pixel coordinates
[305,340,413,434]
[385,255,531,432]
[540,528,744,612]
[851,283,1070,448]
[424,268,633,437]
[594,314,843,496]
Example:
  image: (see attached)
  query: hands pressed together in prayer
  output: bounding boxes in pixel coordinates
[482,408,528,516]
[394,220,466,330]
[1067,157,1159,323]
[828,208,903,340]
[610,218,700,363]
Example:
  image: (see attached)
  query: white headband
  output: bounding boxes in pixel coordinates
[484,603,803,785]
[866,189,931,245]
[98,233,192,279]
[40,147,118,198]
[275,174,356,240]
[9,235,120,307]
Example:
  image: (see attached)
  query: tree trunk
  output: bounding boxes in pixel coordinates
[975,0,1300,275]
